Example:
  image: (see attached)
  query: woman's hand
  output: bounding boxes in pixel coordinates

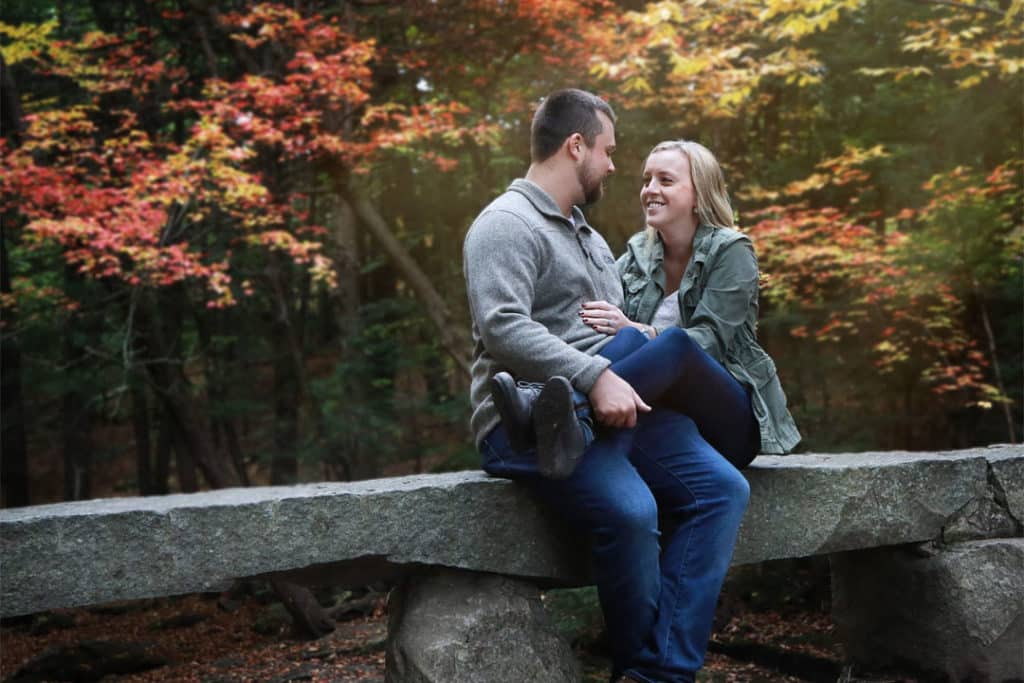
[580,300,633,335]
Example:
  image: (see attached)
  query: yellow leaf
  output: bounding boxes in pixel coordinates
[0,19,58,65]
[957,74,984,88]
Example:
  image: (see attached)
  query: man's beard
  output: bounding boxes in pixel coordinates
[578,163,604,206]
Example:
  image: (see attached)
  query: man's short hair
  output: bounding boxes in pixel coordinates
[530,89,616,163]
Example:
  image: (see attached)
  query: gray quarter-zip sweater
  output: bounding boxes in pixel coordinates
[463,179,624,447]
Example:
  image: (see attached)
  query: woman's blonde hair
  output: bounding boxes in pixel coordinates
[646,140,734,229]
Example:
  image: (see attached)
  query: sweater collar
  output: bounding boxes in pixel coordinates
[508,178,592,233]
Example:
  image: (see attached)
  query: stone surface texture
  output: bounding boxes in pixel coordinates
[733,447,1006,564]
[0,472,587,617]
[987,445,1024,529]
[385,569,578,683]
[2,445,1020,617]
[831,538,1024,682]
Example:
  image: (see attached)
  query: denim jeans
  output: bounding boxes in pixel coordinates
[595,326,759,469]
[479,329,752,682]
[481,411,748,682]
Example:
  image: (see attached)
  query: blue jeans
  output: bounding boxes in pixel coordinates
[480,329,752,682]
[597,326,759,469]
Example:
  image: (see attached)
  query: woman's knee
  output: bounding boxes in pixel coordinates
[659,325,691,344]
[616,326,648,347]
[656,326,697,357]
[599,326,649,363]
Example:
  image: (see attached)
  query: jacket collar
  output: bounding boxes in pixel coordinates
[690,223,715,265]
[626,229,663,279]
[508,178,592,233]
[629,224,716,269]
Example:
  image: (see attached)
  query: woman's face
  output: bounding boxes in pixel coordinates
[641,149,696,230]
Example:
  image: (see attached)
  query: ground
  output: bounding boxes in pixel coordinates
[1,563,929,683]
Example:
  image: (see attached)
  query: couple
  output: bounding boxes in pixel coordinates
[462,89,800,683]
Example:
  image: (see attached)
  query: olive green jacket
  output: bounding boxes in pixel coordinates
[616,225,801,454]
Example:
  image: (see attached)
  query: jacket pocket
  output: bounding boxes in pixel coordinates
[622,269,646,295]
[745,354,778,389]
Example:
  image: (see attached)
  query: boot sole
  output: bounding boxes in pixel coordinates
[533,377,586,479]
[490,373,530,452]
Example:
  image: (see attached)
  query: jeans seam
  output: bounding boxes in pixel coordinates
[632,438,702,674]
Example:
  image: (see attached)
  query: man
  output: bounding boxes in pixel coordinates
[463,88,749,683]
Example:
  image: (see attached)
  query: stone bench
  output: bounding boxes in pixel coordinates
[2,445,1022,681]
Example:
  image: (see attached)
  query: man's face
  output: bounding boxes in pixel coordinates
[576,112,616,206]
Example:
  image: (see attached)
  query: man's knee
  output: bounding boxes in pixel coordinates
[716,464,750,513]
[605,491,659,541]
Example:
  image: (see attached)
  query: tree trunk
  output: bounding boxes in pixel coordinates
[269,254,301,485]
[270,577,335,639]
[61,390,93,501]
[61,267,93,502]
[323,189,369,479]
[1,54,29,508]
[973,278,1017,443]
[1,54,25,146]
[131,379,153,495]
[194,307,250,485]
[172,420,199,493]
[345,193,472,378]
[139,287,242,489]
[1,223,29,508]
[223,420,248,486]
[153,411,172,495]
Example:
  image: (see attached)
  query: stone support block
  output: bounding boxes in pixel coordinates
[385,569,579,683]
[831,539,1024,682]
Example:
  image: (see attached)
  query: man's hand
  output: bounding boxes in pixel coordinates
[588,369,651,428]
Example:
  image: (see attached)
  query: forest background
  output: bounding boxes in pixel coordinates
[1,0,1021,508]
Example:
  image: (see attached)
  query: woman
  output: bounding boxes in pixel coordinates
[581,139,800,466]
[493,140,799,475]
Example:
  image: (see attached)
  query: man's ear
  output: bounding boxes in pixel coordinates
[566,132,585,160]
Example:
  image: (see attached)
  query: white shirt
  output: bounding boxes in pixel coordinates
[651,290,681,330]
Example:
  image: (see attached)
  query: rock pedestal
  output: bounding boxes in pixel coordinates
[831,539,1024,682]
[385,569,579,683]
